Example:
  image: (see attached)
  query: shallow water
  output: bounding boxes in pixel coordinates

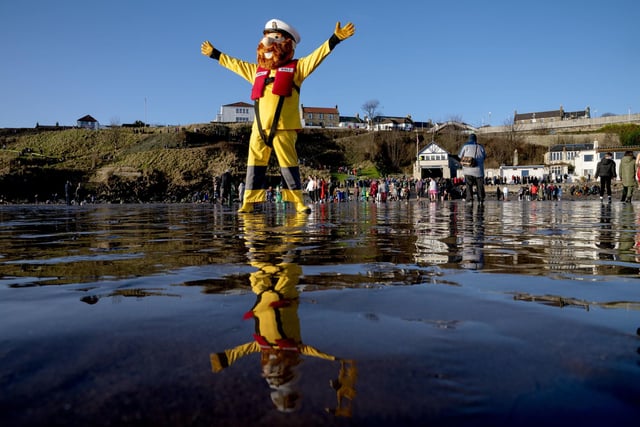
[1,200,639,426]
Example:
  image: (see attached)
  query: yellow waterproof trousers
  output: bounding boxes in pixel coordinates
[242,129,304,205]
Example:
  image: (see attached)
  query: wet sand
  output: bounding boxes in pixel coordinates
[0,201,639,426]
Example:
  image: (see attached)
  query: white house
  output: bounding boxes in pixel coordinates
[413,141,458,179]
[499,165,548,183]
[77,115,99,130]
[214,102,254,123]
[544,140,632,182]
[374,116,414,131]
[339,114,367,129]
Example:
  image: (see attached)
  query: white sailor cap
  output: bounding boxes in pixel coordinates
[264,19,301,44]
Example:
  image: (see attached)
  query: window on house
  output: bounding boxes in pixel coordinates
[584,154,594,162]
[550,166,562,175]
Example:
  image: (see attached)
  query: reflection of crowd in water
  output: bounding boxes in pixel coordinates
[596,200,640,273]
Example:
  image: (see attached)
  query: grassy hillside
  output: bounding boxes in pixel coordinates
[0,124,551,203]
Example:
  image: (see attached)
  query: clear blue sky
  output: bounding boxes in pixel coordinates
[1,0,637,128]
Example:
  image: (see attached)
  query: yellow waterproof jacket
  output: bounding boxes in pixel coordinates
[218,39,334,131]
[210,262,337,372]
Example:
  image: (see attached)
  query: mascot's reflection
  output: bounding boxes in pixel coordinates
[209,214,357,415]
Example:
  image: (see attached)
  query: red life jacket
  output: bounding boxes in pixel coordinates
[251,60,298,100]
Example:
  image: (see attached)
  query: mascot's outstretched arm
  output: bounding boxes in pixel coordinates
[201,40,214,57]
[334,22,355,40]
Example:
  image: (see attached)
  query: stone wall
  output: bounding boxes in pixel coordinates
[478,113,640,136]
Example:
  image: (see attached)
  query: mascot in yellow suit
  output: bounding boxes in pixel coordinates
[201,19,355,213]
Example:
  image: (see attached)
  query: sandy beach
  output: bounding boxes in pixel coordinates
[0,201,639,426]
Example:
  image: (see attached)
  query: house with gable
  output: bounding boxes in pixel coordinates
[301,105,340,128]
[339,113,367,129]
[514,105,591,124]
[214,101,254,123]
[430,121,476,136]
[413,141,458,179]
[545,142,595,180]
[541,139,640,182]
[373,115,414,131]
[77,115,99,130]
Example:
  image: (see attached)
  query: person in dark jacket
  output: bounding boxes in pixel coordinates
[595,152,617,202]
[219,169,233,206]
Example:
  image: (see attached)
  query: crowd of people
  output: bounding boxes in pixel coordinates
[205,170,595,208]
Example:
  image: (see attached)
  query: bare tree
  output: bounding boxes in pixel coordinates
[361,100,381,127]
[446,114,464,124]
[107,118,123,152]
[384,132,406,171]
[502,116,524,146]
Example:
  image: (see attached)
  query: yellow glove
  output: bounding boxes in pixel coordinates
[201,40,214,57]
[334,22,355,41]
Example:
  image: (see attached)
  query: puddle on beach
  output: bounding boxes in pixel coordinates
[2,200,640,286]
[1,200,639,426]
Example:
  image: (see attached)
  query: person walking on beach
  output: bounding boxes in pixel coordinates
[428,178,438,202]
[305,176,317,203]
[220,169,233,206]
[457,133,486,203]
[635,151,640,188]
[619,150,636,203]
[237,181,245,204]
[369,179,378,202]
[64,180,72,205]
[595,152,617,203]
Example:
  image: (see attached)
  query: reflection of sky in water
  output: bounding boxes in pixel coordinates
[1,201,640,289]
[1,202,639,425]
